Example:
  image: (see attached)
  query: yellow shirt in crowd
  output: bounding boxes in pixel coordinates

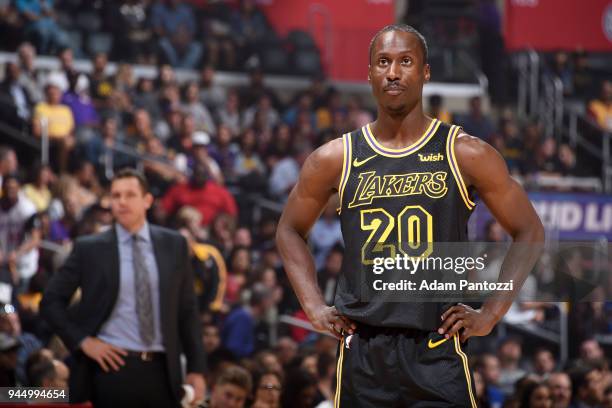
[33,103,74,139]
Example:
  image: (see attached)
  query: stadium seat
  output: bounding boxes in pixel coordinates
[259,46,290,74]
[66,30,84,58]
[86,33,113,56]
[75,11,103,33]
[287,29,317,50]
[293,49,322,76]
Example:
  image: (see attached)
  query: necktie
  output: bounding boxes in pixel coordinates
[132,234,155,346]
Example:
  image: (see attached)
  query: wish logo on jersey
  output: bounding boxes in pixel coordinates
[348,170,448,208]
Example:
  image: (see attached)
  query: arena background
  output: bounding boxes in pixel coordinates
[0,0,611,406]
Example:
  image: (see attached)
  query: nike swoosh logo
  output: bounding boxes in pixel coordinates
[427,337,449,349]
[353,155,377,167]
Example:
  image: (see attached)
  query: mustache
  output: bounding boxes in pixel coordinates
[383,82,405,91]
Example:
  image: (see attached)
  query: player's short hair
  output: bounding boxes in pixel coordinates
[215,365,253,394]
[369,24,428,65]
[111,168,149,194]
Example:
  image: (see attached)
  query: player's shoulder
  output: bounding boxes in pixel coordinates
[453,130,497,163]
[305,136,344,171]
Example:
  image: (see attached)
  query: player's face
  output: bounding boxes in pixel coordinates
[368,31,430,116]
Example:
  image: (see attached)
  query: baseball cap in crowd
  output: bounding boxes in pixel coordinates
[192,131,211,147]
[0,333,21,352]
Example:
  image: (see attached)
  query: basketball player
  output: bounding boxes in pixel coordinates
[276,25,544,407]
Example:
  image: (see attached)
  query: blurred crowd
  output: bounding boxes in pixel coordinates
[0,1,610,408]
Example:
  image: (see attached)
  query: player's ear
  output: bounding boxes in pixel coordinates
[424,63,431,82]
[367,65,371,82]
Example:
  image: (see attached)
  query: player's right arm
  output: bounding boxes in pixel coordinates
[276,138,355,340]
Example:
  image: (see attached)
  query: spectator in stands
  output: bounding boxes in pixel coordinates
[156,104,183,143]
[533,348,556,379]
[526,138,561,176]
[0,302,43,385]
[547,52,574,96]
[209,365,252,408]
[208,124,239,177]
[16,42,42,103]
[0,333,20,386]
[520,381,553,408]
[579,338,605,364]
[222,283,272,359]
[555,143,578,176]
[179,227,226,313]
[498,336,527,396]
[22,163,53,211]
[316,244,343,306]
[233,128,266,181]
[61,74,99,143]
[252,369,282,408]
[346,96,374,130]
[547,371,572,408]
[15,0,68,55]
[142,137,186,197]
[88,53,113,109]
[0,146,17,190]
[572,51,594,101]
[32,81,75,173]
[498,119,524,175]
[604,385,612,408]
[188,131,224,185]
[428,94,452,124]
[0,62,32,129]
[127,109,156,148]
[217,89,242,136]
[83,116,134,177]
[242,94,280,133]
[473,353,505,406]
[310,198,342,270]
[0,176,37,286]
[314,351,335,405]
[132,78,159,118]
[268,143,312,202]
[27,358,68,388]
[200,65,227,110]
[111,0,154,64]
[50,47,76,93]
[230,0,270,64]
[570,363,605,407]
[225,246,251,305]
[161,162,238,226]
[240,67,278,110]
[458,96,495,142]
[587,80,612,132]
[281,368,318,408]
[182,81,216,134]
[151,0,202,69]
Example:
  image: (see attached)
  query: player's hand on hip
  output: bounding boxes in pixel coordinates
[438,303,496,343]
[80,336,127,372]
[309,305,356,340]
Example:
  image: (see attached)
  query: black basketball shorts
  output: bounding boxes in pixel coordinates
[333,324,477,407]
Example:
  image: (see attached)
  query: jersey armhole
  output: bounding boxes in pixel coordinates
[446,125,476,210]
[337,133,352,215]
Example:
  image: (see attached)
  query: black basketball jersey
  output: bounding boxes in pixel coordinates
[334,118,476,330]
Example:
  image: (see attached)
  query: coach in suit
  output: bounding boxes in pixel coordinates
[40,168,206,407]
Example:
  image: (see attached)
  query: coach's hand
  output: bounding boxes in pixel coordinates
[309,305,356,340]
[438,304,497,343]
[81,336,127,372]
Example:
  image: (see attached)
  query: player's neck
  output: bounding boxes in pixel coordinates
[371,107,431,148]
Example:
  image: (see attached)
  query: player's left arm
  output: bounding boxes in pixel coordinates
[439,133,545,342]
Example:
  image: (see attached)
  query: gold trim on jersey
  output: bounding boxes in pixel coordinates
[337,133,352,214]
[363,118,441,157]
[446,125,476,210]
[334,336,345,408]
[454,335,477,408]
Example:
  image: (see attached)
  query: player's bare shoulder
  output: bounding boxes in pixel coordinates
[300,137,345,192]
[453,131,507,187]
